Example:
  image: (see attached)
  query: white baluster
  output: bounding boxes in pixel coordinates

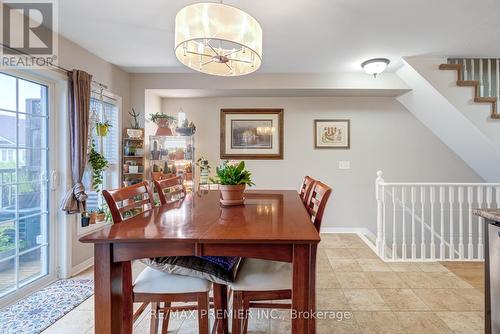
[392,187,397,260]
[420,187,426,259]
[479,59,484,96]
[449,187,455,260]
[458,187,464,259]
[439,186,445,260]
[401,186,407,260]
[430,187,436,260]
[411,186,416,260]
[467,186,473,260]
[488,58,492,97]
[477,186,484,260]
[375,171,385,259]
[496,187,500,209]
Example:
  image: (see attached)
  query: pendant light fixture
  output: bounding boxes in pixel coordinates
[174,1,263,76]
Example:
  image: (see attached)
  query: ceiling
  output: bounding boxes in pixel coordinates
[58,0,500,74]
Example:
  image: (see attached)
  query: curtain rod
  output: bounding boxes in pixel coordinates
[0,43,108,90]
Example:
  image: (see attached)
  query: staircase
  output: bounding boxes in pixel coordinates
[439,60,499,119]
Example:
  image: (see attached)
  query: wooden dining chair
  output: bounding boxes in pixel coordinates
[299,175,316,205]
[102,181,211,334]
[153,176,186,205]
[230,181,332,334]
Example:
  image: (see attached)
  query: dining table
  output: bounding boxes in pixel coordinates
[79,190,321,334]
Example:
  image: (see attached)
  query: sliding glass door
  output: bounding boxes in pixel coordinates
[0,72,51,299]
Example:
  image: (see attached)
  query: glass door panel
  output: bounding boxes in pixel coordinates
[0,72,50,299]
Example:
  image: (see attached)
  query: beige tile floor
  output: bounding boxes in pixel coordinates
[41,233,485,333]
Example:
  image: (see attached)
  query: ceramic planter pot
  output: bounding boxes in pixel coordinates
[90,212,106,224]
[96,125,109,136]
[154,119,173,136]
[219,184,246,206]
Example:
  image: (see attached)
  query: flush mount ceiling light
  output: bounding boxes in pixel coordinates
[174,2,263,76]
[361,58,390,77]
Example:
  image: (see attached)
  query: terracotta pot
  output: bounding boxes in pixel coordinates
[219,184,246,206]
[185,172,192,181]
[175,151,185,160]
[154,119,173,136]
[151,171,163,181]
[90,212,106,224]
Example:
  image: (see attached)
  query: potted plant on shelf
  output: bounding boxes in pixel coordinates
[149,113,176,136]
[185,162,193,181]
[88,141,109,192]
[211,160,254,206]
[175,118,197,136]
[175,147,185,160]
[196,157,211,184]
[151,164,163,181]
[89,208,106,224]
[95,120,112,136]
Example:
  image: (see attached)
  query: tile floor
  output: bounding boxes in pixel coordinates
[41,233,485,333]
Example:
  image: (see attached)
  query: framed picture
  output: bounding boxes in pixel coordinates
[220,109,284,159]
[314,119,350,149]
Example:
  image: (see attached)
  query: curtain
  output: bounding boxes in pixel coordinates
[61,70,93,214]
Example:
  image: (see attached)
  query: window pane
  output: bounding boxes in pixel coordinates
[19,214,47,252]
[18,114,48,149]
[18,183,45,218]
[0,258,15,297]
[0,111,17,148]
[19,247,46,286]
[18,148,48,181]
[18,78,47,116]
[0,73,16,111]
[0,187,16,223]
[0,220,16,257]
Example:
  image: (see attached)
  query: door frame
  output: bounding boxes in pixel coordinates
[0,68,60,308]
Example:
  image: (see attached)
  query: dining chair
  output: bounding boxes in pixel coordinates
[299,175,316,205]
[230,181,332,334]
[102,181,211,334]
[153,176,186,205]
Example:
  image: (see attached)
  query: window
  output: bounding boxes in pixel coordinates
[85,93,120,211]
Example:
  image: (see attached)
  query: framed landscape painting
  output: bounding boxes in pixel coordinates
[314,119,350,149]
[220,109,284,159]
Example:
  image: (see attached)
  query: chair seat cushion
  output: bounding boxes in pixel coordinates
[230,258,292,291]
[133,267,211,294]
[142,256,242,285]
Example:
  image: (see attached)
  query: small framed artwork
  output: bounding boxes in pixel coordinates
[220,109,284,159]
[314,119,350,149]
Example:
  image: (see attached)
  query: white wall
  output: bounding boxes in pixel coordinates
[159,97,482,234]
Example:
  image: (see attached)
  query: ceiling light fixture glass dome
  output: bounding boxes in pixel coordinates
[361,58,390,78]
[174,2,263,76]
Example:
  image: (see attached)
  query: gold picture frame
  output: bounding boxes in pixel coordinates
[314,119,350,149]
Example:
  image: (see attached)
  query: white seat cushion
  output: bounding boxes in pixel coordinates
[230,259,292,291]
[133,267,212,294]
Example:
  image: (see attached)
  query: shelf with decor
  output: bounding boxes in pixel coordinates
[122,128,145,186]
[149,135,195,192]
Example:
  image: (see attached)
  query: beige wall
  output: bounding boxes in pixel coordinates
[159,96,482,234]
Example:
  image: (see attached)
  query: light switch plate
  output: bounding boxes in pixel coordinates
[338,161,351,169]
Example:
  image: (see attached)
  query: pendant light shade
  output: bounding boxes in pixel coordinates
[174,3,263,76]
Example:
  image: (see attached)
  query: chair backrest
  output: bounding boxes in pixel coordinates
[306,181,332,232]
[299,176,316,205]
[102,181,155,223]
[153,176,186,205]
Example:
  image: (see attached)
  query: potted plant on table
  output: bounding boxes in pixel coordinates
[211,160,254,206]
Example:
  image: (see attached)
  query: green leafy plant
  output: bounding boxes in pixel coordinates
[148,112,176,124]
[210,160,255,186]
[88,141,109,192]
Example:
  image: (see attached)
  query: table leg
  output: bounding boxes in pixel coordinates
[94,243,133,334]
[213,283,229,334]
[309,244,317,334]
[292,244,312,334]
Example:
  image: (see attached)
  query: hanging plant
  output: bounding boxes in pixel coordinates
[95,120,112,137]
[88,140,109,192]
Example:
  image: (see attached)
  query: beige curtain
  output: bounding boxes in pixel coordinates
[61,70,93,214]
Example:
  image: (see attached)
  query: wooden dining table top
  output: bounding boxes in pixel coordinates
[79,190,320,245]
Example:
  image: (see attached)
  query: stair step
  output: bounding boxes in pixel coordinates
[457,80,479,87]
[474,97,497,103]
[439,63,463,71]
[491,113,500,119]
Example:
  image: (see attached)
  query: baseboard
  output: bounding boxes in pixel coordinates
[320,227,377,252]
[70,257,94,277]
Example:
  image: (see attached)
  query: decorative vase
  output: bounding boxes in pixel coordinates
[154,119,173,136]
[200,169,209,184]
[219,184,246,206]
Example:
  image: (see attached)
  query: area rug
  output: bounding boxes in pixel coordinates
[0,279,94,334]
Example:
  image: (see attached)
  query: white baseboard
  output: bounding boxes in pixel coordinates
[70,257,94,277]
[320,227,377,252]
